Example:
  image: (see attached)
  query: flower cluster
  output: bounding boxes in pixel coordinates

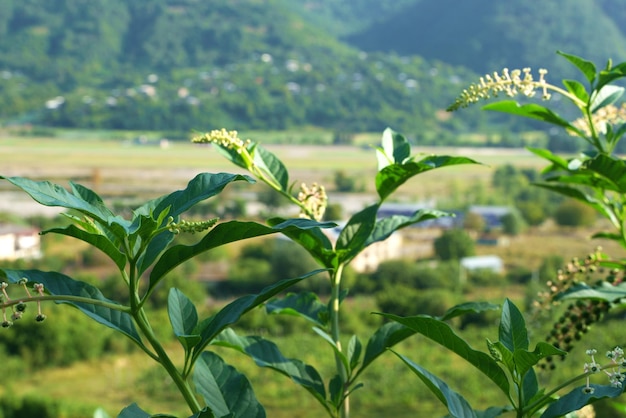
[192,129,251,153]
[297,182,327,221]
[0,279,46,327]
[582,347,626,394]
[447,67,551,111]
[168,218,219,234]
[569,103,626,137]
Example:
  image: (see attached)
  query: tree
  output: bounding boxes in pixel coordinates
[553,200,597,227]
[501,211,526,235]
[433,228,475,260]
[463,212,486,232]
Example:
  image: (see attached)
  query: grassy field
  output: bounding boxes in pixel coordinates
[0,130,545,206]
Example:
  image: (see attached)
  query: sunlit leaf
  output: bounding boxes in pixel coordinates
[378,313,510,396]
[193,352,265,418]
[212,328,328,410]
[499,298,528,351]
[540,384,624,418]
[392,353,477,418]
[557,51,596,85]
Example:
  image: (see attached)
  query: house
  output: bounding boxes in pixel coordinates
[0,225,42,260]
[467,205,512,229]
[322,224,404,273]
[460,255,504,273]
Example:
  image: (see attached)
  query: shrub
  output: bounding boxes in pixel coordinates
[376,285,458,317]
[433,228,475,260]
[553,200,597,227]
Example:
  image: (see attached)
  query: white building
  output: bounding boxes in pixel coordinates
[0,225,41,260]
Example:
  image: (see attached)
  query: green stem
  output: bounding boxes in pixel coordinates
[3,295,131,312]
[127,258,201,414]
[133,307,203,414]
[330,264,349,418]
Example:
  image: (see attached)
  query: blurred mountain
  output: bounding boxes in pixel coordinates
[345,0,626,78]
[1,0,624,136]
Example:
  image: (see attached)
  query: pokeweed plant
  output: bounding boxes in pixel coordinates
[192,127,480,418]
[448,51,626,353]
[380,298,626,417]
[394,51,626,417]
[0,171,336,418]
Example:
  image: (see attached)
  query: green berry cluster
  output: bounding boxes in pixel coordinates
[0,279,46,328]
[532,249,622,369]
[168,218,219,234]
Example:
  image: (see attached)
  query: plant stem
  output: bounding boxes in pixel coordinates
[127,258,202,414]
[330,263,349,418]
[133,307,203,414]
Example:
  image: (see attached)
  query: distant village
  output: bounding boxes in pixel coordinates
[0,202,510,277]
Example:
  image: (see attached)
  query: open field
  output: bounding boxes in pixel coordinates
[0,133,546,216]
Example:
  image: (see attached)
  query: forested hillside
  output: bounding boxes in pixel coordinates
[1,0,624,137]
[346,0,626,78]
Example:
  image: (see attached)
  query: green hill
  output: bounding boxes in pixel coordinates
[346,0,626,79]
[2,0,625,138]
[0,0,486,137]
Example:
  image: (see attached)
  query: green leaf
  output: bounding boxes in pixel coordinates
[562,79,589,104]
[254,146,289,191]
[42,225,126,270]
[347,335,362,370]
[167,288,200,352]
[554,282,626,303]
[440,301,500,321]
[117,403,151,418]
[521,368,539,408]
[265,292,329,328]
[499,299,528,351]
[557,51,596,85]
[376,156,480,201]
[359,322,417,375]
[150,219,333,296]
[527,147,571,170]
[212,141,251,170]
[328,374,344,407]
[596,62,626,91]
[474,406,514,418]
[378,313,510,396]
[266,217,336,268]
[533,183,619,226]
[0,269,144,348]
[193,352,265,418]
[135,172,254,219]
[482,101,575,130]
[134,172,255,275]
[212,328,328,410]
[376,127,411,170]
[365,209,450,248]
[191,272,324,362]
[392,352,477,418]
[585,154,626,193]
[513,342,566,379]
[540,384,624,418]
[590,84,624,112]
[1,177,129,231]
[336,204,378,263]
